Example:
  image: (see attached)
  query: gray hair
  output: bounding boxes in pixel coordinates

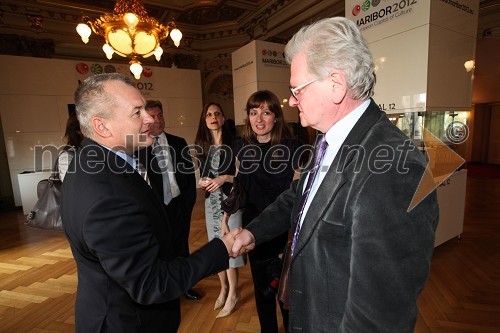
[285,17,376,100]
[74,73,135,137]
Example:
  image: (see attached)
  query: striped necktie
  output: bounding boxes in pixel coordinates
[291,134,328,255]
[152,136,173,205]
[134,155,150,187]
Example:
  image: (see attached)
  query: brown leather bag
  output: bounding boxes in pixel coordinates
[221,177,246,215]
[278,230,293,309]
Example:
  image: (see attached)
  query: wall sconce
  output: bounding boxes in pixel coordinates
[464,60,475,72]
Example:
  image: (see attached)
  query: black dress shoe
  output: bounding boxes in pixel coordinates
[184,289,202,300]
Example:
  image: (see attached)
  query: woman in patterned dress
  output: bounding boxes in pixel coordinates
[194,102,246,318]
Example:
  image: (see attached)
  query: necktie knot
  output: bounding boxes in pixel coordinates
[152,136,161,155]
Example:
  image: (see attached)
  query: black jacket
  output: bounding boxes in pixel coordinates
[61,138,228,332]
[247,100,439,332]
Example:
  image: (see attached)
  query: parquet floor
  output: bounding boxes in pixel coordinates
[0,177,499,332]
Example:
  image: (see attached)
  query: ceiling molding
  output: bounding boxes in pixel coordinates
[0,0,497,65]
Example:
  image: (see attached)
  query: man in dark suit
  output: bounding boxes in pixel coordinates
[61,73,236,332]
[142,100,202,301]
[232,17,439,332]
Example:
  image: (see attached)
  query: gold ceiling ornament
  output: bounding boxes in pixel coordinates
[76,0,182,79]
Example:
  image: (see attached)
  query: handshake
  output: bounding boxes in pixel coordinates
[220,228,255,258]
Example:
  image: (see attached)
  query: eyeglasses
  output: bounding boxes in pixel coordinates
[289,77,321,101]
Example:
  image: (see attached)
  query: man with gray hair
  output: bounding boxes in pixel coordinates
[232,17,439,332]
[61,73,237,332]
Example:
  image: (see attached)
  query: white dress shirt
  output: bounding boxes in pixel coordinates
[298,100,370,228]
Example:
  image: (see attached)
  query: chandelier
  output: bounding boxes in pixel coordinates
[76,0,182,79]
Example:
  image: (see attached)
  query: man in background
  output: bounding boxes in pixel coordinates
[144,100,202,301]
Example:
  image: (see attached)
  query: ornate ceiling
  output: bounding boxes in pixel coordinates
[0,0,498,108]
[0,0,345,61]
[0,0,498,63]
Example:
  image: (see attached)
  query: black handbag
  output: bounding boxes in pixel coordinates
[25,148,74,231]
[221,177,246,215]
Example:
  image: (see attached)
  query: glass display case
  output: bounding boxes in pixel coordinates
[388,110,469,246]
[388,110,469,177]
[389,111,469,148]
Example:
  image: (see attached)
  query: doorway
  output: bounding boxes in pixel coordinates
[0,114,14,211]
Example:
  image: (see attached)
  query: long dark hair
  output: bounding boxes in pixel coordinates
[64,113,83,148]
[194,102,232,167]
[242,90,292,145]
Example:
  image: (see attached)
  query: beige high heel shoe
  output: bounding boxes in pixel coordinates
[216,293,240,318]
[214,297,226,311]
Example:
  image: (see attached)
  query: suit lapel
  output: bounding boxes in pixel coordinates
[292,100,384,257]
[292,159,348,257]
[164,132,181,184]
[103,144,166,217]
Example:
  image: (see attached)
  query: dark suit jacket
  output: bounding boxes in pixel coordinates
[61,138,228,333]
[148,131,196,211]
[164,132,196,211]
[246,100,439,333]
[138,132,196,257]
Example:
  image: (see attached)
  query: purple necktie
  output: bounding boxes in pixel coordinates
[291,134,328,255]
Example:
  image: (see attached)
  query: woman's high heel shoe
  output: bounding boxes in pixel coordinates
[216,293,240,318]
[214,297,226,311]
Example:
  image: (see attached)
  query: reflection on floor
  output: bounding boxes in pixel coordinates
[1,179,499,332]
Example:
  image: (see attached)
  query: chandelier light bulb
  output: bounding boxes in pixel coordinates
[76,23,92,44]
[123,13,139,29]
[464,60,475,72]
[102,43,114,59]
[170,28,182,47]
[130,61,143,79]
[75,2,182,69]
[153,46,163,61]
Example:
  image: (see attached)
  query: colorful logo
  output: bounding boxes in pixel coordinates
[352,0,382,16]
[142,67,153,78]
[261,49,284,58]
[75,63,89,74]
[104,65,116,73]
[90,63,103,75]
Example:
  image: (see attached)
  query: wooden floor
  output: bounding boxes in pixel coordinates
[0,177,499,332]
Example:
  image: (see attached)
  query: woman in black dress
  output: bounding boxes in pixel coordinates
[226,90,302,333]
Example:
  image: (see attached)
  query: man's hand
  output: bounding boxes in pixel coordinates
[231,229,255,257]
[220,227,241,255]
